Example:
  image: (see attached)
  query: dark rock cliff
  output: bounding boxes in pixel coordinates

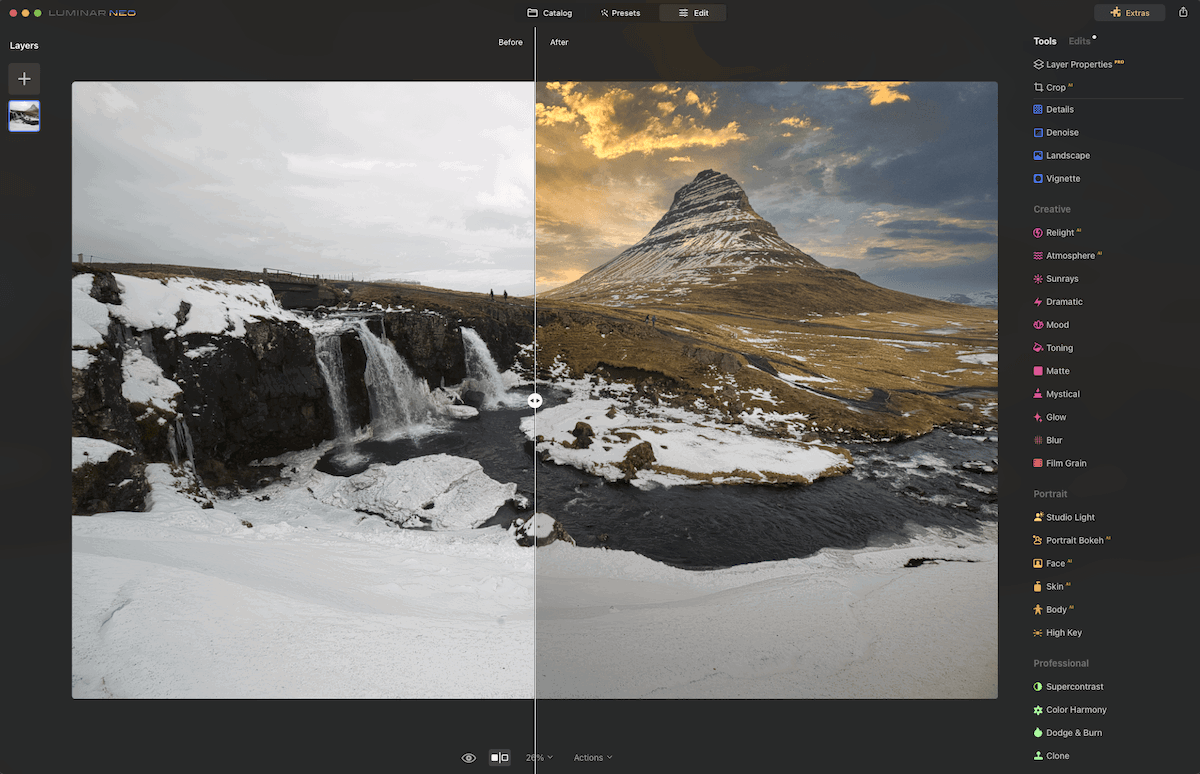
[152,320,333,467]
[72,447,151,516]
[72,313,335,509]
[71,269,534,511]
[380,304,533,389]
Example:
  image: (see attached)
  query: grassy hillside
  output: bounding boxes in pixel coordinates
[532,280,997,440]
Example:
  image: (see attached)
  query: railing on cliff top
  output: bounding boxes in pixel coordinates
[71,260,363,284]
[262,267,320,285]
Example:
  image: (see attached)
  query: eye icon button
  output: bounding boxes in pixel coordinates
[462,752,478,763]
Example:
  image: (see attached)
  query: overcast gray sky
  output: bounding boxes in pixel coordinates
[73,82,535,296]
[536,81,997,299]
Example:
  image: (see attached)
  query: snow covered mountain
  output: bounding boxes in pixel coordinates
[544,170,822,302]
[541,170,961,317]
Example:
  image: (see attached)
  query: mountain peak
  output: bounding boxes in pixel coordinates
[664,169,753,221]
[543,171,822,302]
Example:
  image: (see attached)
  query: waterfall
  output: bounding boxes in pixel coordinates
[353,320,435,437]
[461,327,508,409]
[167,416,195,473]
[139,331,156,359]
[168,424,178,467]
[315,333,354,443]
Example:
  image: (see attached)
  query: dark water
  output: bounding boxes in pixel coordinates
[316,391,998,570]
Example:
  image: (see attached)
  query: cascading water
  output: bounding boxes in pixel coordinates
[167,416,195,473]
[353,319,437,437]
[315,333,354,443]
[167,424,179,467]
[460,327,509,409]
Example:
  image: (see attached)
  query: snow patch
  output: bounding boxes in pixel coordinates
[742,387,780,405]
[72,350,95,370]
[522,513,555,539]
[774,371,836,386]
[72,315,105,349]
[120,348,181,412]
[523,399,849,487]
[72,275,112,345]
[305,454,516,530]
[103,273,303,337]
[183,345,218,359]
[956,351,997,365]
[73,437,130,470]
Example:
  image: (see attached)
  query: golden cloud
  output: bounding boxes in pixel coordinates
[684,90,715,116]
[820,82,912,105]
[538,82,745,160]
[536,102,577,126]
[667,156,693,162]
[780,116,812,128]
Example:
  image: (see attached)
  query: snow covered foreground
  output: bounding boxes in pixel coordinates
[74,451,994,700]
[535,523,997,699]
[72,459,535,698]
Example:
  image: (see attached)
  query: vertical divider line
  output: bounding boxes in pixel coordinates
[531,24,539,771]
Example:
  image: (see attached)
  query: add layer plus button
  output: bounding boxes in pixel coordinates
[8,63,40,96]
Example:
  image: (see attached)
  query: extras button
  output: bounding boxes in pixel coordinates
[1094,4,1167,21]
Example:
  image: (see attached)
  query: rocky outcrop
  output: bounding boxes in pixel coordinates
[72,448,149,515]
[513,513,576,547]
[741,352,778,376]
[381,313,464,388]
[72,340,152,515]
[72,270,334,498]
[308,455,516,530]
[72,316,333,501]
[333,328,372,432]
[616,441,656,480]
[683,345,742,374]
[72,346,143,451]
[88,271,123,304]
[380,305,533,389]
[568,421,595,449]
[156,320,332,466]
[534,308,643,340]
